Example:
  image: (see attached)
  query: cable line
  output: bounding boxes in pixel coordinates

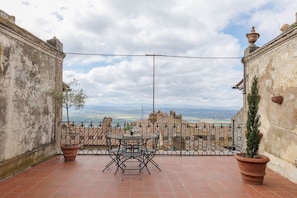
[65,52,241,59]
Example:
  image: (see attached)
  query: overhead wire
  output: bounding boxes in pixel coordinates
[65,52,241,59]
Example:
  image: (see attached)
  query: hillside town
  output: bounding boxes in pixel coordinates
[61,110,236,154]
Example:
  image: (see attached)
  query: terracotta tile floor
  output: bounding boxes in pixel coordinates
[1,155,297,198]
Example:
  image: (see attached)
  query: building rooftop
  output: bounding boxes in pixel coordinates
[1,155,296,197]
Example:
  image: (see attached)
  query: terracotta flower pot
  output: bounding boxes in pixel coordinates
[61,145,80,162]
[234,153,270,185]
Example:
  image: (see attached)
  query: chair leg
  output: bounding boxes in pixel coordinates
[102,153,123,175]
[102,160,114,172]
[145,154,161,172]
[114,155,124,175]
[102,155,118,172]
[141,159,151,174]
[149,158,161,171]
[139,156,151,174]
[120,157,146,180]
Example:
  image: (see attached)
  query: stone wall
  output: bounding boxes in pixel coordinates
[0,10,65,179]
[231,107,244,151]
[243,24,297,183]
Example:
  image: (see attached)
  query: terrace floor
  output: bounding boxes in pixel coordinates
[1,155,297,198]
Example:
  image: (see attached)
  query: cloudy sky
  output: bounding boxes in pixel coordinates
[1,0,296,111]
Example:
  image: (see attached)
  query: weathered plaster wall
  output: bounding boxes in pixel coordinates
[232,108,244,150]
[243,27,297,183]
[0,10,65,179]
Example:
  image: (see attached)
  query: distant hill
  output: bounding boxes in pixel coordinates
[63,105,240,124]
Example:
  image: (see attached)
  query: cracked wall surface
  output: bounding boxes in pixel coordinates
[0,10,65,179]
[243,27,297,183]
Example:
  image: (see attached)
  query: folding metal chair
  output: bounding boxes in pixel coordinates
[119,135,147,180]
[102,135,123,175]
[142,134,161,172]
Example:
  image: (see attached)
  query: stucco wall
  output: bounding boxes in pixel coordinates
[231,108,244,151]
[243,27,297,183]
[0,10,65,179]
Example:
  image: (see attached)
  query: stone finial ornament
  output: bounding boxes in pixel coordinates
[280,24,290,32]
[244,26,260,55]
[246,26,260,44]
[0,9,15,23]
[46,36,63,52]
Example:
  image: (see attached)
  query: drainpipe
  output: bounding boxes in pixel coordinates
[232,118,235,150]
[242,57,246,95]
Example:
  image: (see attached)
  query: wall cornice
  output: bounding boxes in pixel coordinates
[0,16,66,60]
[243,27,297,63]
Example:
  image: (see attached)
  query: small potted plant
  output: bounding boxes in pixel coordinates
[234,76,270,185]
[50,79,87,161]
[125,123,134,135]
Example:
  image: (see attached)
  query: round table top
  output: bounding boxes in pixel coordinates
[107,133,157,140]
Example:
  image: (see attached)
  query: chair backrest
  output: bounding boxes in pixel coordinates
[122,135,143,157]
[152,133,159,150]
[105,134,123,151]
[144,134,159,150]
[105,135,113,150]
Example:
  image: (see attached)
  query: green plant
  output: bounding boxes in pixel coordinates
[125,123,132,131]
[62,79,87,123]
[49,79,87,123]
[245,76,261,158]
[49,79,87,145]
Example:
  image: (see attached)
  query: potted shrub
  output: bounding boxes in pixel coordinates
[50,79,87,161]
[125,123,135,135]
[234,76,270,185]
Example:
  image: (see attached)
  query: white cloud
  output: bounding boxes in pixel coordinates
[1,0,296,110]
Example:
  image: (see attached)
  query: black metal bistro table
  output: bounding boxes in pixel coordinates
[104,133,160,176]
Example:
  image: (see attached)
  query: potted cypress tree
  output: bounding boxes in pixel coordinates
[234,76,270,185]
[50,79,87,161]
